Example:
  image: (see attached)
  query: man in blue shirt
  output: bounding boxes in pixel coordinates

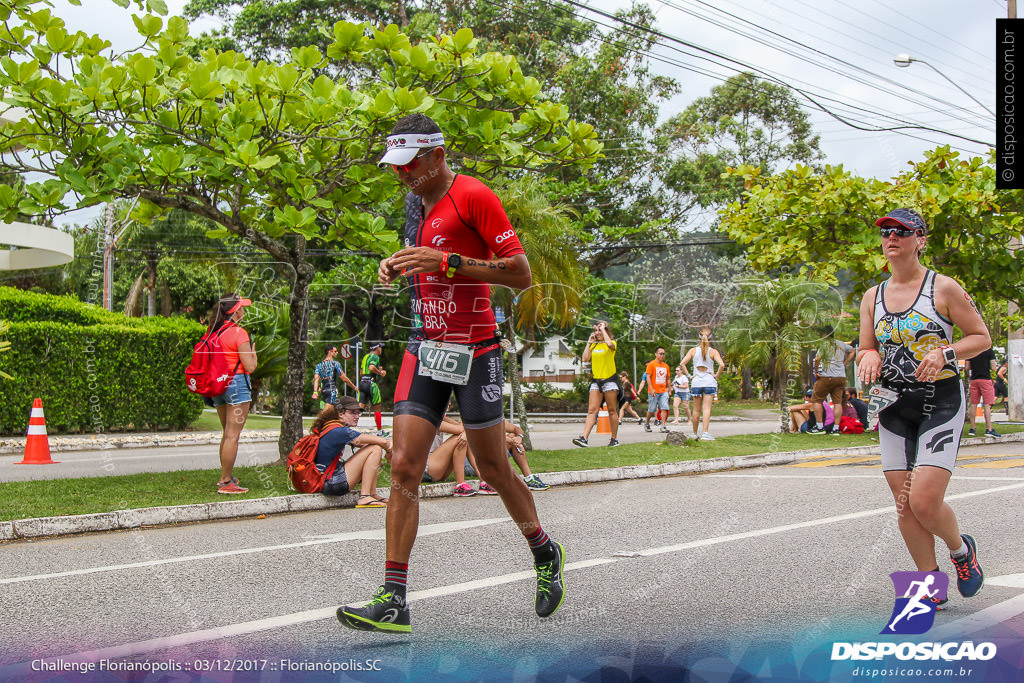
[312,344,357,409]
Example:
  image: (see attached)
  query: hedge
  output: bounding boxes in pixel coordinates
[0,288,207,434]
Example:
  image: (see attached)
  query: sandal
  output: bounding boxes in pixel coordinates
[371,493,389,503]
[356,495,386,508]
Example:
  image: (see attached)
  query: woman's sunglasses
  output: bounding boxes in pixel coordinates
[879,225,921,238]
[343,408,362,416]
[391,148,434,173]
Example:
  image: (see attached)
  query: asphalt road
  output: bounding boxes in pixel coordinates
[1,445,1023,681]
[0,418,786,482]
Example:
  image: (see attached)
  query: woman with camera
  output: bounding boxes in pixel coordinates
[572,322,621,448]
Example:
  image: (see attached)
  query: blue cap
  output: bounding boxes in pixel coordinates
[875,208,927,234]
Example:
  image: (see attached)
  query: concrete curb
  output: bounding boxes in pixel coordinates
[0,431,280,455]
[3,432,1022,542]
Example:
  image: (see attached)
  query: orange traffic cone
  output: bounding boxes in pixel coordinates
[975,403,984,419]
[596,404,611,434]
[16,398,58,465]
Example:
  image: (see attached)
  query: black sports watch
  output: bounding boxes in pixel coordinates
[940,345,956,364]
[445,253,462,278]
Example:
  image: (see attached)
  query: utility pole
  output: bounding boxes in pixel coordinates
[1007,2,1022,419]
[102,203,114,311]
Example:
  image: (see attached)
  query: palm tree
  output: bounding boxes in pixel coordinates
[723,275,840,433]
[492,176,585,449]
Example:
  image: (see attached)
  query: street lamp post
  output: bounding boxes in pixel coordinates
[893,54,996,117]
[894,53,1022,420]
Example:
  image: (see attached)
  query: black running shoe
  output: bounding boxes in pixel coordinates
[926,595,949,611]
[337,586,411,633]
[535,542,566,618]
[571,435,589,448]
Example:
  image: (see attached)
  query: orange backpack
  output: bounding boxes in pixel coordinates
[286,421,343,493]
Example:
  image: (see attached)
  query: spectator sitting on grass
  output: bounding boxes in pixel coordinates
[474,421,550,492]
[845,387,869,427]
[423,416,476,496]
[313,397,392,508]
[789,389,816,433]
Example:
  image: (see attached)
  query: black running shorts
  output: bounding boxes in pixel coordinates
[393,341,505,429]
[878,377,965,472]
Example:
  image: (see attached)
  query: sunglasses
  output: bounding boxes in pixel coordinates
[879,224,921,238]
[392,148,434,173]
[343,408,362,416]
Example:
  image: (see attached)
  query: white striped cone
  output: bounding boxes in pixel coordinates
[17,398,58,465]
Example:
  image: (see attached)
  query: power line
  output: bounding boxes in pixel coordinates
[666,0,991,128]
[555,0,993,146]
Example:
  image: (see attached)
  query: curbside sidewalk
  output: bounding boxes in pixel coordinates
[1,432,1020,543]
[0,430,280,455]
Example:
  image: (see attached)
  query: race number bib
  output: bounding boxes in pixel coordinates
[417,340,473,385]
[867,386,899,427]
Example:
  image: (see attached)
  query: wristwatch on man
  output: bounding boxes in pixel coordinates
[445,253,462,278]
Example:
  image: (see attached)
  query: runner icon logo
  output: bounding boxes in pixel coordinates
[881,571,948,635]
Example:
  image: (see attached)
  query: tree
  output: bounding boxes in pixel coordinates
[184,0,680,275]
[0,0,601,458]
[723,275,842,433]
[492,175,585,449]
[658,71,823,217]
[720,147,1024,324]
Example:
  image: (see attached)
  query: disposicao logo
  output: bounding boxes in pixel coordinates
[830,571,997,663]
[882,571,947,635]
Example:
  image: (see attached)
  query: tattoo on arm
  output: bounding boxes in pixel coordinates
[465,258,507,270]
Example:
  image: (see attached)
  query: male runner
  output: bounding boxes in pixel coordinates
[636,347,671,433]
[338,114,564,633]
[358,342,388,437]
[312,344,357,409]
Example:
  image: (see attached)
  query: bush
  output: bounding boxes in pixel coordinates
[716,370,741,402]
[0,288,206,434]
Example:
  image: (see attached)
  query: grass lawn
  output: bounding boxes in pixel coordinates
[188,410,314,432]
[2,424,1021,522]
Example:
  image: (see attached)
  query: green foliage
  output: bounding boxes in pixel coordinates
[0,5,600,251]
[0,286,123,325]
[721,147,1024,323]
[716,370,741,402]
[722,274,842,432]
[0,320,11,380]
[0,290,205,434]
[493,176,585,337]
[659,72,822,213]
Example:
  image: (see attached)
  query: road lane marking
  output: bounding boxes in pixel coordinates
[788,457,881,467]
[15,480,1024,666]
[0,518,508,586]
[961,458,1024,469]
[931,590,1024,640]
[709,474,1024,481]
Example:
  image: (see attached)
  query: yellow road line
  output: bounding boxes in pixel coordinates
[961,458,1024,469]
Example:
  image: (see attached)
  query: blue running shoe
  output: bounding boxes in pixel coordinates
[952,534,984,597]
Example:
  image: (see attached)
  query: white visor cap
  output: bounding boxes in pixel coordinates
[377,132,445,168]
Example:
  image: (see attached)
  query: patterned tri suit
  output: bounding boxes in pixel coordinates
[393,174,525,429]
[874,269,966,472]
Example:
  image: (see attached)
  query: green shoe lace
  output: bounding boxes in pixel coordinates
[535,564,553,596]
[369,588,394,606]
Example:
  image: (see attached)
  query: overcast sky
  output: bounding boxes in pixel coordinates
[50,0,1002,225]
